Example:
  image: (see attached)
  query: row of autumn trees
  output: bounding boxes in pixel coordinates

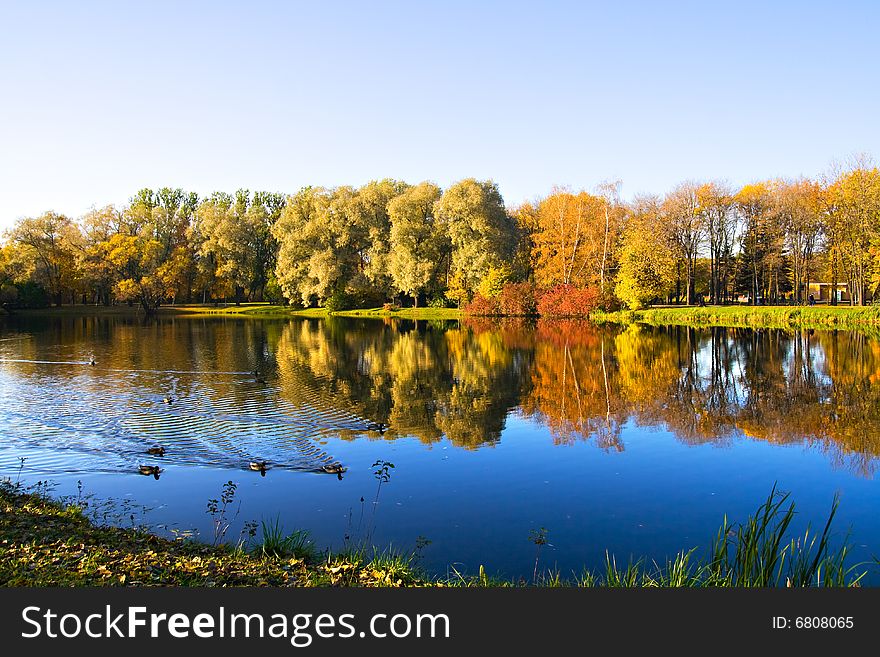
[615,163,880,309]
[2,160,880,314]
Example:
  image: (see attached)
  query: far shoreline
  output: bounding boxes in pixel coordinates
[591,304,880,331]
[7,302,880,333]
[2,303,464,321]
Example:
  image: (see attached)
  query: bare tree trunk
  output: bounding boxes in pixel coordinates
[752,263,758,305]
[600,204,609,291]
[831,247,838,306]
[686,258,694,305]
[675,261,682,304]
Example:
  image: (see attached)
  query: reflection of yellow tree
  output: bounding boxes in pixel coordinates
[811,331,880,476]
[386,331,444,444]
[258,318,880,474]
[520,320,623,449]
[273,318,526,448]
[12,316,291,412]
[275,318,396,435]
[435,325,521,447]
[614,324,679,411]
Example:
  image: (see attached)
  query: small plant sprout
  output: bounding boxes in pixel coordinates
[415,535,432,561]
[205,480,240,546]
[367,460,394,544]
[372,459,394,486]
[15,457,26,487]
[529,527,551,584]
[239,520,259,552]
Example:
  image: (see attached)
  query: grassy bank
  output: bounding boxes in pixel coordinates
[8,303,462,321]
[14,302,880,330]
[591,304,880,331]
[0,483,428,587]
[0,480,870,587]
[164,304,462,320]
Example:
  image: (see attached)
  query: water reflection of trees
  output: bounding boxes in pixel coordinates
[273,318,527,447]
[272,317,880,475]
[518,321,623,449]
[22,315,879,473]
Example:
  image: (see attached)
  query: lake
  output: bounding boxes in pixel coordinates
[1,314,878,582]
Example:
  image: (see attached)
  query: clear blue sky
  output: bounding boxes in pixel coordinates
[1,0,878,230]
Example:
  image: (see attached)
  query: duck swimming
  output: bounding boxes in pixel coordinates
[89,356,96,366]
[138,465,162,479]
[249,461,269,476]
[146,446,166,456]
[322,463,346,479]
[163,396,173,405]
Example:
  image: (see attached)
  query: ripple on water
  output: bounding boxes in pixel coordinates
[0,358,370,477]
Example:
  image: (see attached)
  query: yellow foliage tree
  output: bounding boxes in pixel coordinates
[615,200,676,309]
[532,188,620,292]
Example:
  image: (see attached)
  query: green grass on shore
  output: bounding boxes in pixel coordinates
[13,302,880,331]
[0,480,870,587]
[7,303,463,321]
[168,304,462,320]
[0,482,429,587]
[591,304,880,331]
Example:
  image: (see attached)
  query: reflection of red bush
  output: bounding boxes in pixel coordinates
[462,316,500,333]
[534,318,600,348]
[536,284,600,317]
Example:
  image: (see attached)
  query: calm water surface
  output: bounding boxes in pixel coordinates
[1,315,878,581]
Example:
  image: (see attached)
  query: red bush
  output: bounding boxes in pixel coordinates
[498,282,537,316]
[463,293,501,316]
[537,284,600,317]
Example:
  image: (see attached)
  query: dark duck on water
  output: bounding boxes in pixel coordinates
[138,465,162,479]
[322,463,347,480]
[249,461,269,476]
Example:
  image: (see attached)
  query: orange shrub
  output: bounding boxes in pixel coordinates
[536,284,600,317]
[463,293,501,316]
[499,282,537,316]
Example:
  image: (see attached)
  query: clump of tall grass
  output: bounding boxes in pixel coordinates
[703,484,862,587]
[447,564,515,588]
[257,516,320,562]
[316,544,427,587]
